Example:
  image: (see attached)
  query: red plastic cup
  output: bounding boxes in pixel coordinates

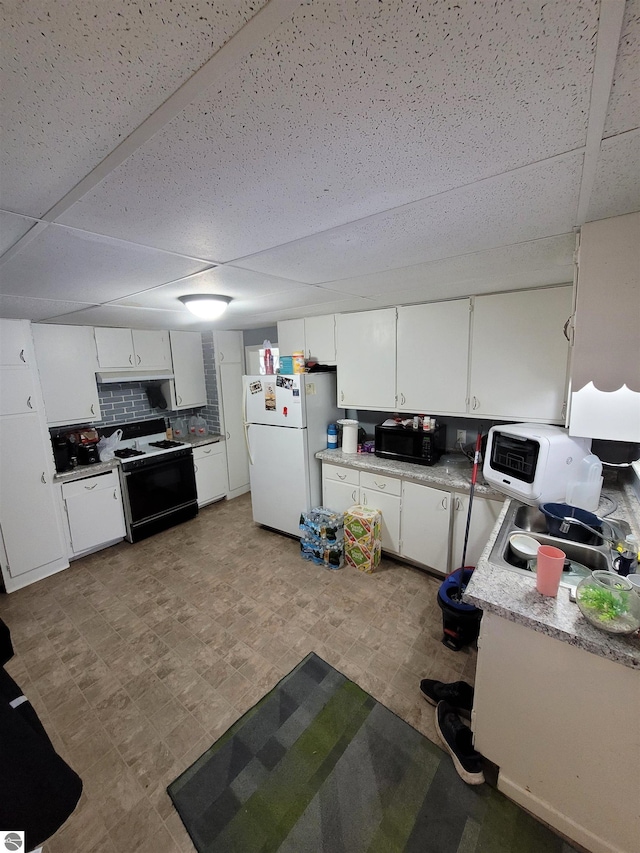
[535,545,566,596]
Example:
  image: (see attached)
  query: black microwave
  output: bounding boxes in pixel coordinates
[374,423,445,466]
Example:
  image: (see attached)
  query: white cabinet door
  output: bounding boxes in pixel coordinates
[62,470,125,556]
[305,315,336,363]
[132,330,171,369]
[450,493,503,571]
[193,443,228,506]
[323,478,360,514]
[0,369,37,415]
[277,319,305,357]
[219,362,250,495]
[397,300,470,414]
[167,330,206,409]
[361,488,400,553]
[94,327,135,368]
[336,308,396,409]
[469,287,572,421]
[32,325,101,425]
[400,480,450,574]
[0,414,66,578]
[0,321,31,366]
[214,330,243,365]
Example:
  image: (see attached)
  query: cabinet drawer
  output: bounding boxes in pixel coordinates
[359,471,401,496]
[323,465,359,486]
[62,469,119,499]
[193,442,223,461]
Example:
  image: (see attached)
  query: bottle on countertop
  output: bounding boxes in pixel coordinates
[327,423,338,450]
[615,535,639,577]
[263,340,274,375]
[173,418,186,439]
[166,422,173,441]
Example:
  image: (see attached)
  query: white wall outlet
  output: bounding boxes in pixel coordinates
[457,429,466,444]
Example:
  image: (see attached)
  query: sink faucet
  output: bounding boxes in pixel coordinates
[559,517,623,551]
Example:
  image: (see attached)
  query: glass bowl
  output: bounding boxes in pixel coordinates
[576,571,640,635]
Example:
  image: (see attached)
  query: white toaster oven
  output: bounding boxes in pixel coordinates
[483,423,592,506]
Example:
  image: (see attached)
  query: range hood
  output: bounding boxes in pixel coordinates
[96,370,174,384]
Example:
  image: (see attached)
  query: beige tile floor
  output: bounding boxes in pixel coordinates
[1,493,476,852]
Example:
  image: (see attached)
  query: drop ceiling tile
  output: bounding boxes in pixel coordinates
[58,1,598,260]
[0,211,39,255]
[367,269,574,308]
[0,224,209,302]
[41,304,199,331]
[234,153,584,283]
[586,131,640,223]
[322,234,576,297]
[1,0,269,216]
[112,265,306,311]
[0,295,98,322]
[603,0,640,136]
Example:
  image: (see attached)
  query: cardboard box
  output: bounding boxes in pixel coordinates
[344,505,382,573]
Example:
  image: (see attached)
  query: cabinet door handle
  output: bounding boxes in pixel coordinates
[226,431,231,439]
[41,472,47,484]
[220,351,225,361]
[137,354,141,365]
[129,354,133,365]
[340,391,344,402]
[563,316,572,343]
[194,464,198,473]
[178,395,183,405]
[19,349,26,363]
[362,493,367,505]
[337,472,347,480]
[113,490,118,500]
[90,404,95,415]
[308,349,311,360]
[455,497,463,511]
[400,393,406,406]
[203,448,211,455]
[375,481,386,489]
[352,489,357,502]
[84,483,97,490]
[26,396,33,409]
[472,396,479,410]
[441,496,448,510]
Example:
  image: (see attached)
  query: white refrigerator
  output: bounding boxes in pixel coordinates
[243,373,342,536]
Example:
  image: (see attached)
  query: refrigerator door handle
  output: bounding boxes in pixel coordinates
[244,422,254,465]
[242,379,254,465]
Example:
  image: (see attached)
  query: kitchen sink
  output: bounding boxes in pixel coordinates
[488,501,630,589]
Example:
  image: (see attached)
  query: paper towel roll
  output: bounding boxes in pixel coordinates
[338,418,359,454]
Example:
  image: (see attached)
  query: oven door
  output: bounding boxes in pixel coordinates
[122,452,197,540]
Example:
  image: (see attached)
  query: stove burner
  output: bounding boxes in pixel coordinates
[148,440,185,449]
[114,448,145,459]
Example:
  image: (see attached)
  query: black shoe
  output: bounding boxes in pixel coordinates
[435,701,485,785]
[419,679,474,716]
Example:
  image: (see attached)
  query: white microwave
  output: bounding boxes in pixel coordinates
[483,423,592,505]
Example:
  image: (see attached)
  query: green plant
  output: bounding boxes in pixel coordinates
[578,584,629,622]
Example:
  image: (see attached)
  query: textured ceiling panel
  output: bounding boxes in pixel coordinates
[587,130,640,222]
[603,0,640,136]
[0,224,209,301]
[322,234,576,297]
[58,0,598,261]
[0,0,269,216]
[0,294,98,322]
[0,210,39,255]
[234,154,583,283]
[38,304,200,330]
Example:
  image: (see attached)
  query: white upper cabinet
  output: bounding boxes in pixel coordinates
[336,308,396,409]
[278,315,336,363]
[468,286,572,422]
[214,330,244,364]
[163,330,206,409]
[95,327,171,370]
[397,300,470,415]
[32,324,101,425]
[0,322,31,367]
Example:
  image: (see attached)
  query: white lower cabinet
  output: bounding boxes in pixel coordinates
[193,442,228,507]
[400,481,451,573]
[451,493,503,569]
[61,469,125,557]
[322,462,503,575]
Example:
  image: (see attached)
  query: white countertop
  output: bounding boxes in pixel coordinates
[315,448,505,499]
[463,477,640,671]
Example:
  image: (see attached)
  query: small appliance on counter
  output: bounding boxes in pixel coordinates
[51,434,73,473]
[483,423,592,506]
[73,427,101,465]
[374,419,445,466]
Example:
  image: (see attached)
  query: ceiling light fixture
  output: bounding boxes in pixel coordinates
[179,294,232,320]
